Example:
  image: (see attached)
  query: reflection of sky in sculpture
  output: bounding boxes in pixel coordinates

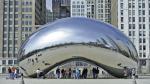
[19,17,138,61]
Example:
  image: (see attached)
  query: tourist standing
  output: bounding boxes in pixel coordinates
[8,67,12,79]
[95,67,99,79]
[73,68,76,79]
[92,67,96,79]
[132,68,136,79]
[36,68,41,78]
[75,68,80,79]
[56,67,60,79]
[68,68,72,78]
[11,66,16,79]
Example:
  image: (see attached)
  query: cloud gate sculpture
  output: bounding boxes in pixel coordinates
[18,17,138,78]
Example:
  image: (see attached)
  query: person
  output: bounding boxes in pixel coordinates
[68,68,72,78]
[32,59,34,65]
[82,68,86,79]
[95,67,99,79]
[39,70,44,79]
[16,67,20,78]
[56,67,60,79]
[36,68,41,78]
[73,68,76,79]
[35,57,38,63]
[8,67,12,79]
[61,69,64,78]
[132,68,136,79]
[84,68,88,79]
[11,66,16,79]
[123,67,128,78]
[75,68,80,79]
[92,67,96,79]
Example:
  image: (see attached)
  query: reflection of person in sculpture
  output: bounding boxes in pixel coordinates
[36,68,41,78]
[132,68,136,79]
[123,67,128,78]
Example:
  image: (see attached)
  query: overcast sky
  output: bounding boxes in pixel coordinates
[46,0,52,10]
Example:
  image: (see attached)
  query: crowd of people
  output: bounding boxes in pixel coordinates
[123,67,136,79]
[7,66,20,79]
[51,67,100,79]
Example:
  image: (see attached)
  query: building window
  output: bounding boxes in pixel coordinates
[15,21,18,25]
[9,20,12,25]
[139,3,142,8]
[121,17,123,22]
[120,3,123,9]
[142,10,145,15]
[3,40,7,45]
[139,38,142,43]
[129,17,131,22]
[142,3,145,8]
[3,27,7,31]
[129,24,131,29]
[14,60,18,64]
[132,17,135,22]
[139,17,141,22]
[129,31,131,36]
[139,31,142,36]
[8,60,13,65]
[139,10,142,15]
[143,45,146,50]
[15,40,18,44]
[139,45,142,50]
[2,67,6,73]
[9,47,12,51]
[3,33,7,38]
[3,47,7,51]
[143,38,146,43]
[143,31,146,36]
[121,10,123,15]
[133,31,135,36]
[121,24,124,29]
[15,27,18,31]
[140,59,146,66]
[15,47,18,51]
[143,24,145,29]
[15,1,18,5]
[9,40,12,44]
[15,14,18,18]
[139,24,142,29]
[143,17,145,22]
[128,3,131,8]
[2,60,6,65]
[132,24,135,29]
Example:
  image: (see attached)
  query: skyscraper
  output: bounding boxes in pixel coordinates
[46,9,53,23]
[0,0,46,73]
[52,0,70,20]
[71,0,111,23]
[118,0,150,73]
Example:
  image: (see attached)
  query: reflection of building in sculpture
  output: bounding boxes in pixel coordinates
[18,17,138,78]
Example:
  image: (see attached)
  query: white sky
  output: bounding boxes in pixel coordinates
[46,0,52,10]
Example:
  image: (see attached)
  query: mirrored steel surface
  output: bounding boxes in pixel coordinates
[18,17,138,78]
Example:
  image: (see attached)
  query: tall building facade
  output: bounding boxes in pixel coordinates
[52,0,70,20]
[71,0,111,23]
[118,0,150,73]
[0,0,46,73]
[46,9,53,23]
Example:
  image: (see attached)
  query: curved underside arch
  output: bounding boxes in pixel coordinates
[19,45,137,78]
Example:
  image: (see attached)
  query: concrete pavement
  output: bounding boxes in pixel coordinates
[0,78,150,84]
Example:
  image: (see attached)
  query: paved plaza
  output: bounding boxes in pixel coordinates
[0,78,150,84]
